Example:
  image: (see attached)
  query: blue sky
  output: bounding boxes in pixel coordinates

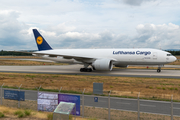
[0,0,180,50]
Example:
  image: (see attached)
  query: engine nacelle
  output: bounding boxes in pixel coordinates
[92,59,113,71]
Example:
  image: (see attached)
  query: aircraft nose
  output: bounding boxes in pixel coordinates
[173,56,177,62]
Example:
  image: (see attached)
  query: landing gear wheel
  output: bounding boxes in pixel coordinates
[80,68,92,72]
[89,68,92,72]
[80,68,83,72]
[157,69,161,73]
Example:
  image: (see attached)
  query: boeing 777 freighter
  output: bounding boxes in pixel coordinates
[32,29,177,73]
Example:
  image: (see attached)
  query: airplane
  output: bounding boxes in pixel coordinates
[32,29,177,73]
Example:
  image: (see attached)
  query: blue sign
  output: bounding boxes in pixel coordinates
[94,97,98,102]
[58,94,80,116]
[4,90,25,101]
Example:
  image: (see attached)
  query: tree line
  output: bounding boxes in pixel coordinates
[0,50,32,56]
[166,50,180,56]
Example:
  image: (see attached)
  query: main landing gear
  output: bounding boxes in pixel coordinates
[80,68,92,72]
[157,66,161,73]
[80,63,93,72]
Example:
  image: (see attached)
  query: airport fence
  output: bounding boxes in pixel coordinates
[0,84,180,120]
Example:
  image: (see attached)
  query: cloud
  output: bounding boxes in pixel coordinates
[0,10,33,50]
[134,23,180,49]
[0,10,179,50]
[0,0,180,50]
[122,0,156,6]
[123,0,144,6]
[47,23,180,49]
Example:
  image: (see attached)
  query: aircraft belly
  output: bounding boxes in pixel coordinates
[114,61,167,66]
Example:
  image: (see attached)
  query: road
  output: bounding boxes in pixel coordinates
[0,65,179,78]
[1,88,180,117]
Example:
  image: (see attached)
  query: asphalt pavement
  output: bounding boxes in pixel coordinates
[0,65,180,78]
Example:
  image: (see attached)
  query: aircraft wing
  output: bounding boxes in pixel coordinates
[33,51,117,63]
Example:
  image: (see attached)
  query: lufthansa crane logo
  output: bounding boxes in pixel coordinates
[36,36,43,45]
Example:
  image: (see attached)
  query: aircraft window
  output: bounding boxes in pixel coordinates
[167,54,172,56]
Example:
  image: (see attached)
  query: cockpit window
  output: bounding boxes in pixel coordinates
[167,54,172,56]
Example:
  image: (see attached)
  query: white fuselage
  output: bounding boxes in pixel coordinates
[34,48,177,66]
[32,29,177,72]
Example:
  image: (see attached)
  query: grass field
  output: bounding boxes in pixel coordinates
[0,72,180,101]
[1,99,180,120]
[0,105,90,120]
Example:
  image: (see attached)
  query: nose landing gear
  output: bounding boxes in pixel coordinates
[157,69,161,73]
[157,65,162,73]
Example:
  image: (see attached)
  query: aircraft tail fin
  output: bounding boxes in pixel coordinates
[32,29,52,51]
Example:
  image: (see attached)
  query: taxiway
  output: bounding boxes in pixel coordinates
[0,65,179,78]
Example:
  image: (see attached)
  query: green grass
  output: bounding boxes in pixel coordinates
[69,115,73,120]
[110,85,113,88]
[47,113,53,120]
[52,75,58,78]
[26,75,36,79]
[24,110,31,116]
[168,87,174,90]
[156,87,161,89]
[162,87,166,90]
[160,83,175,86]
[3,85,18,89]
[14,110,22,115]
[14,110,24,118]
[18,113,24,118]
[149,86,153,89]
[0,112,4,118]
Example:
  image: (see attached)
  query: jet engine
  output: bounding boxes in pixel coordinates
[92,59,113,71]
